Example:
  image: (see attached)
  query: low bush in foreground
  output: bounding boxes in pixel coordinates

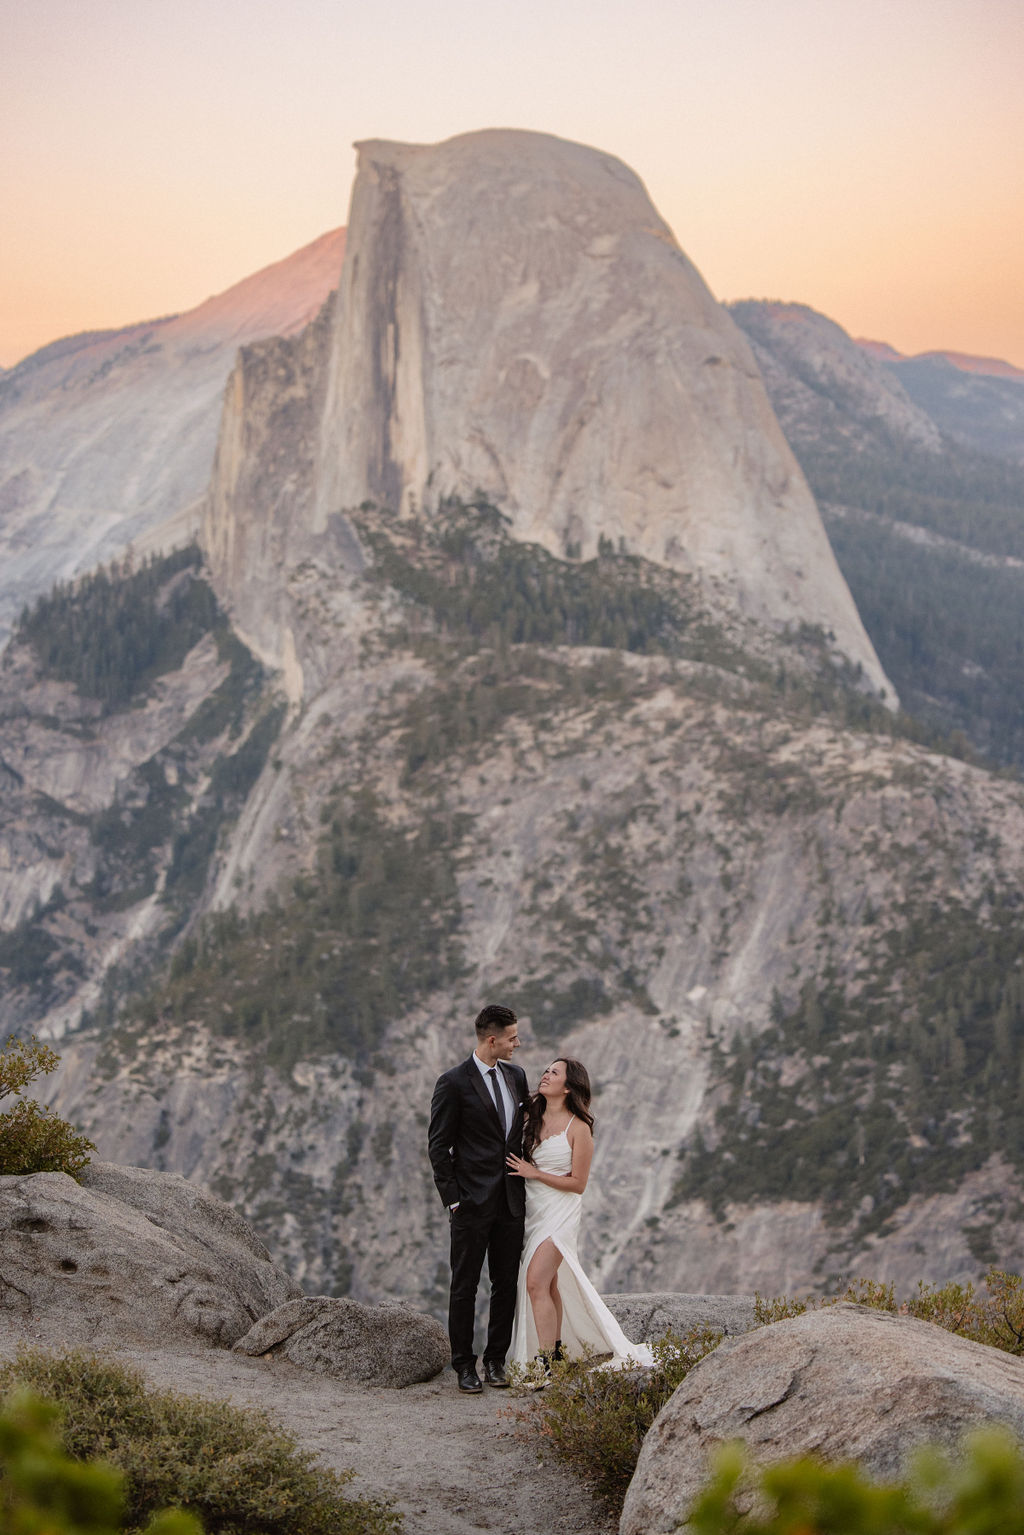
[686,1428,1024,1534]
[0,1350,400,1535]
[0,1387,199,1535]
[507,1327,721,1509]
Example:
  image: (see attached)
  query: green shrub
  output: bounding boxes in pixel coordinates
[686,1427,1024,1534]
[755,1270,1024,1357]
[508,1328,721,1511]
[753,1276,896,1327]
[0,1033,60,1097]
[908,1270,1024,1354]
[0,1350,400,1535]
[0,1387,199,1535]
[0,1097,95,1177]
[0,1036,94,1176]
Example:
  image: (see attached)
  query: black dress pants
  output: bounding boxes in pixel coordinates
[448,1201,525,1371]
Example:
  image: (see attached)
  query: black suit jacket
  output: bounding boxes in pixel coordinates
[428,1056,528,1219]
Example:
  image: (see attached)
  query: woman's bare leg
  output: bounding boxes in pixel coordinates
[525,1239,564,1353]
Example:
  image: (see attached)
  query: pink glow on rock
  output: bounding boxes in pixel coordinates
[170,227,346,346]
[856,337,1024,381]
[920,350,1024,380]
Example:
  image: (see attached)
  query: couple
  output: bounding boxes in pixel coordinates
[427,1002,650,1392]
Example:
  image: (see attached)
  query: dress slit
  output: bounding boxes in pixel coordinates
[509,1128,653,1368]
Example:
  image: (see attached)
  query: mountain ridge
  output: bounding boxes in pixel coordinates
[730,297,1024,766]
[0,227,345,647]
[856,338,1024,381]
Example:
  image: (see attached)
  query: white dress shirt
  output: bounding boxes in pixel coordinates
[472,1050,517,1130]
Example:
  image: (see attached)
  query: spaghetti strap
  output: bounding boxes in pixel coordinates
[509,1115,652,1370]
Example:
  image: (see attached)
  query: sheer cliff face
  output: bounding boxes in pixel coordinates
[307,130,890,698]
[200,295,367,698]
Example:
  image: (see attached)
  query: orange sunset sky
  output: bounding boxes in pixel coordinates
[2,0,1023,371]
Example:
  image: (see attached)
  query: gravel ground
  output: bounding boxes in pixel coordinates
[0,1323,615,1535]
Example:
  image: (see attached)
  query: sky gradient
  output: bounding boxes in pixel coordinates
[3,0,1023,369]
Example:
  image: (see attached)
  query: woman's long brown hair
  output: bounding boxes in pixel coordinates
[523,1057,595,1159]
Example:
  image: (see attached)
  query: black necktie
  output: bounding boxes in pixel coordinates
[487,1067,506,1135]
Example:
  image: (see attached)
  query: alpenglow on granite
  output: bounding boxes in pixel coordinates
[204,128,892,701]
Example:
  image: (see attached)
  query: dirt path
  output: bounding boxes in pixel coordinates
[0,1329,615,1535]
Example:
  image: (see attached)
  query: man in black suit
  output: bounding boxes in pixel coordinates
[428,1003,528,1393]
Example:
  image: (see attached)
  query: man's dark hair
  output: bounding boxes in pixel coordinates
[474,1004,517,1039]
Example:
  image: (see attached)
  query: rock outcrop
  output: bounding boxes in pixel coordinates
[203,129,891,699]
[605,1292,757,1342]
[233,1295,448,1386]
[0,1163,300,1347]
[620,1303,1024,1534]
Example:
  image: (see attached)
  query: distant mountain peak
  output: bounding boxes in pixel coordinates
[856,338,1024,382]
[0,228,345,644]
[290,130,890,697]
[854,337,904,364]
[921,349,1024,380]
[851,335,1024,462]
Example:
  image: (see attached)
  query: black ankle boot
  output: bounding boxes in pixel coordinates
[553,1339,565,1362]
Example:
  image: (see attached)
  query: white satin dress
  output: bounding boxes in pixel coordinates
[508,1120,654,1368]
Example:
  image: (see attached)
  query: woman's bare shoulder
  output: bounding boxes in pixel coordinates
[568,1116,593,1144]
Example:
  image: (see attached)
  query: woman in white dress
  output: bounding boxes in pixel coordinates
[505,1057,652,1376]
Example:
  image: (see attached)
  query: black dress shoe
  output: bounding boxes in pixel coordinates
[457,1366,483,1393]
[483,1361,509,1388]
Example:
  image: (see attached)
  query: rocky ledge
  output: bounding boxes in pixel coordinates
[622,1301,1024,1534]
